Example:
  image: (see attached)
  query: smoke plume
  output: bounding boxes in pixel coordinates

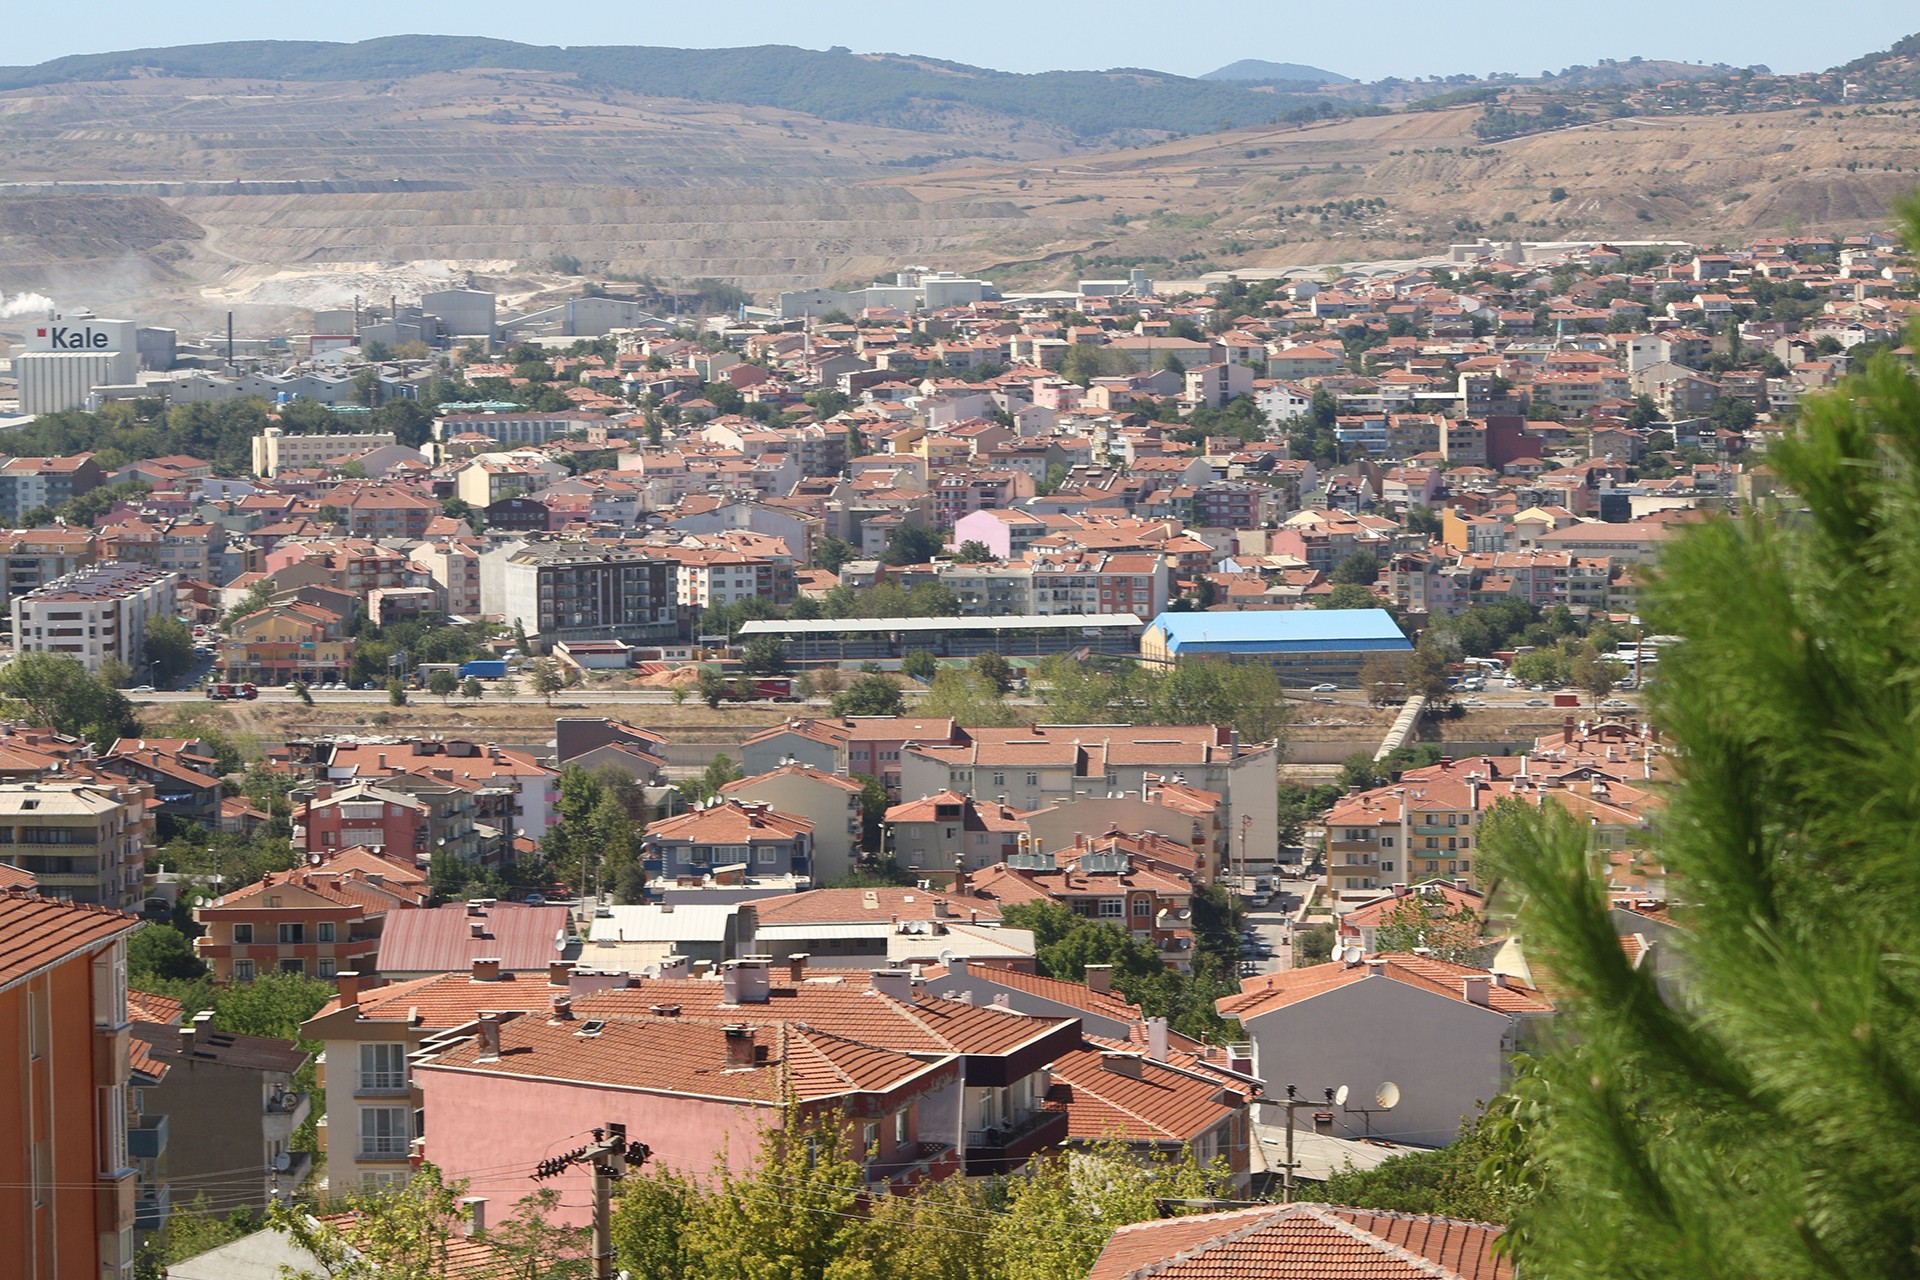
[0,292,56,319]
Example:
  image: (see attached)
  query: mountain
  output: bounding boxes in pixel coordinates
[1202,60,1354,85]
[0,36,1318,141]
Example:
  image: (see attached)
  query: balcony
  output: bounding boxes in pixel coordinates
[128,1113,168,1161]
[865,1141,961,1195]
[963,1107,1070,1174]
[264,1090,312,1133]
[134,1181,171,1231]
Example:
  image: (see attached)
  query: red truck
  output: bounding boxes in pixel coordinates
[725,677,797,702]
[206,682,260,701]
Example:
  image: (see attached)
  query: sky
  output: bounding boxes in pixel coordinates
[7,1,1918,82]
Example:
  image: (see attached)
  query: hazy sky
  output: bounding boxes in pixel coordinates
[9,1,1918,81]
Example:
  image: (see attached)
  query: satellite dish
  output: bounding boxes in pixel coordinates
[309,853,322,866]
[272,1153,292,1172]
[1376,1081,1401,1111]
[1333,1084,1350,1107]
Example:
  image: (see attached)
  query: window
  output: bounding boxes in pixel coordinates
[361,1043,408,1092]
[1381,861,1395,873]
[279,958,305,975]
[862,1122,879,1158]
[894,1110,909,1146]
[1132,897,1151,917]
[278,923,304,945]
[991,773,1005,788]
[319,958,337,978]
[1098,898,1124,918]
[360,1106,411,1157]
[232,923,254,944]
[233,959,256,981]
[758,846,776,865]
[318,921,336,943]
[1025,772,1039,787]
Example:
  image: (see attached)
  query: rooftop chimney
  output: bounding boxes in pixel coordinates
[475,1013,502,1061]
[549,994,574,1022]
[458,1197,488,1237]
[723,1024,756,1068]
[1145,1016,1170,1063]
[1365,957,1388,976]
[787,953,810,984]
[932,897,950,919]
[469,920,486,939]
[549,960,575,986]
[337,970,363,1008]
[1085,964,1113,995]
[869,968,915,1002]
[1462,974,1492,1006]
[471,957,502,982]
[1101,1052,1144,1079]
[659,954,691,980]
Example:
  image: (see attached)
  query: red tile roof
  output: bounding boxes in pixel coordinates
[375,903,576,974]
[571,977,1070,1058]
[308,968,567,1029]
[0,888,141,990]
[1217,955,1553,1023]
[1043,1046,1241,1143]
[753,888,1002,927]
[419,1012,950,1104]
[1088,1203,1511,1280]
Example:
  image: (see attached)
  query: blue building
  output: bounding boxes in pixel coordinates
[1140,608,1411,683]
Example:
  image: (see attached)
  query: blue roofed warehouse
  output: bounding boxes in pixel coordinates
[1139,608,1412,684]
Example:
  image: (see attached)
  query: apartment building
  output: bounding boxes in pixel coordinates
[251,426,397,477]
[11,562,178,676]
[300,965,578,1189]
[642,799,815,881]
[717,764,865,884]
[972,850,1197,969]
[128,1012,311,1212]
[0,890,144,1280]
[0,782,147,911]
[0,529,98,607]
[192,868,405,982]
[483,542,680,644]
[0,454,106,523]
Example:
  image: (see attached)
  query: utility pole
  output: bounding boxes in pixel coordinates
[1265,1085,1336,1203]
[532,1121,649,1280]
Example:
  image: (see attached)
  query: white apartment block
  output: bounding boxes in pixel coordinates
[10,561,179,675]
[251,427,398,477]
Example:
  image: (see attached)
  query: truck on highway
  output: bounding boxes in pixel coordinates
[206,682,259,701]
[726,677,798,702]
[459,660,509,680]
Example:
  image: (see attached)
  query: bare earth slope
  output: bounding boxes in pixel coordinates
[4,66,1919,316]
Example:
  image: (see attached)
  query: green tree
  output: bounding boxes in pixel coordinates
[1569,644,1624,705]
[460,676,483,700]
[1331,550,1382,585]
[900,649,938,682]
[130,922,206,982]
[0,652,137,749]
[143,615,196,687]
[1319,583,1379,610]
[740,634,788,676]
[696,668,729,709]
[1371,890,1487,963]
[1318,1106,1523,1222]
[156,1194,259,1268]
[1482,207,1920,1279]
[921,668,1021,727]
[881,523,940,567]
[1293,921,1336,965]
[951,539,995,563]
[212,969,334,1038]
[971,651,1016,693]
[1404,505,1443,538]
[991,1142,1230,1280]
[832,673,905,717]
[386,677,408,706]
[852,773,890,852]
[290,679,315,706]
[528,658,566,706]
[426,669,459,703]
[223,577,275,627]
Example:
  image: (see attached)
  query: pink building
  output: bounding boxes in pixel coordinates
[413,977,964,1224]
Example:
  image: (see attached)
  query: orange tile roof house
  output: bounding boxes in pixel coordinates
[643,799,816,881]
[193,869,409,983]
[0,890,146,1279]
[970,849,1198,969]
[569,960,1081,1176]
[300,963,581,1190]
[413,1007,963,1224]
[1217,953,1552,1148]
[1088,1203,1510,1280]
[1042,1043,1252,1189]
